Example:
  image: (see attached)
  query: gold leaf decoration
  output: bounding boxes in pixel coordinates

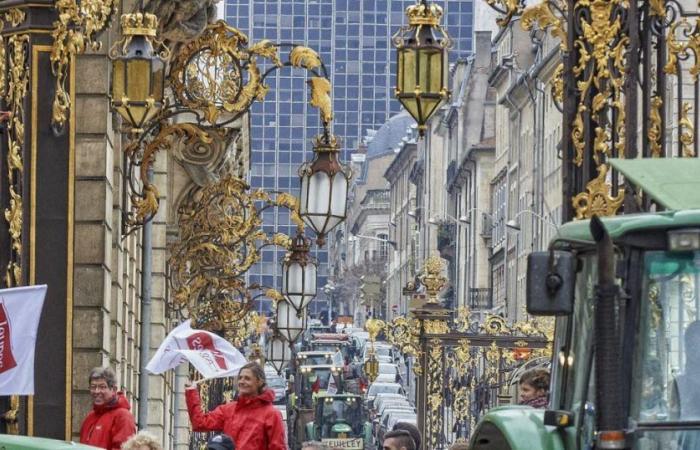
[308,77,333,124]
[51,0,115,130]
[649,96,663,158]
[289,46,322,70]
[521,1,568,50]
[170,21,280,125]
[4,34,28,288]
[572,164,624,219]
[680,102,695,157]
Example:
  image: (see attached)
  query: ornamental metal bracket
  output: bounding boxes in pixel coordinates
[122,20,337,229]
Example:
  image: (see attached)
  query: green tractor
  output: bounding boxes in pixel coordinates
[469,159,700,450]
[305,393,372,450]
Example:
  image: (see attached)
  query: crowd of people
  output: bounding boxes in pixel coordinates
[77,362,552,450]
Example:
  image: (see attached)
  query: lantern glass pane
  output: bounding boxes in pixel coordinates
[126,59,152,104]
[418,48,442,94]
[277,300,305,342]
[308,172,331,214]
[300,173,310,214]
[398,97,421,124]
[286,262,303,294]
[112,60,126,101]
[399,48,416,93]
[330,173,348,217]
[304,264,317,296]
[152,62,165,102]
[267,338,290,373]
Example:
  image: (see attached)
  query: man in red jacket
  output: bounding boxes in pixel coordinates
[80,367,136,449]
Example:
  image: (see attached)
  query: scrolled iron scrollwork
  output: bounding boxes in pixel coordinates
[168,173,301,330]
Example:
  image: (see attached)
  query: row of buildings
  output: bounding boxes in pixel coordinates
[332,21,563,325]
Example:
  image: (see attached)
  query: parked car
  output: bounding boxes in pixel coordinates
[365,382,405,408]
[374,363,400,383]
[376,401,414,419]
[372,393,410,413]
[377,411,417,443]
[373,405,415,441]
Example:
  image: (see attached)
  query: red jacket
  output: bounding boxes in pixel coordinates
[186,388,286,450]
[79,392,136,450]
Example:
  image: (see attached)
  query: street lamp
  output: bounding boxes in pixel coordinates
[505,210,558,231]
[428,213,469,225]
[266,333,292,375]
[364,351,380,383]
[349,234,398,250]
[299,134,352,246]
[281,229,318,313]
[109,12,169,134]
[393,0,453,136]
[276,298,306,344]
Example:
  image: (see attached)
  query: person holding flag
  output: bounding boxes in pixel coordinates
[185,361,286,450]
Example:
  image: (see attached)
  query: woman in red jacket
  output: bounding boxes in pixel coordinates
[186,362,286,450]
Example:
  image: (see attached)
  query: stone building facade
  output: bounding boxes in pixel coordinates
[0,1,249,447]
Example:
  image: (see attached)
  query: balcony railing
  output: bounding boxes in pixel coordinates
[469,288,493,310]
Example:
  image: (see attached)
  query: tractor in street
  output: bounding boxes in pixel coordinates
[469,159,700,450]
[305,393,372,450]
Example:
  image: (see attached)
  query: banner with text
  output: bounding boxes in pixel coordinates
[0,285,47,395]
[146,320,247,379]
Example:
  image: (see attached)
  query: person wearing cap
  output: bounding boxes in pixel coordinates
[186,362,286,450]
[207,433,235,450]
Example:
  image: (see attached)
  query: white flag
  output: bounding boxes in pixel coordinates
[0,285,47,395]
[146,320,247,379]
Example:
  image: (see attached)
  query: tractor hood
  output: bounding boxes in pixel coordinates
[469,405,567,450]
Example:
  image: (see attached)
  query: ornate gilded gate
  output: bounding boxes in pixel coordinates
[506,0,700,221]
[382,257,552,449]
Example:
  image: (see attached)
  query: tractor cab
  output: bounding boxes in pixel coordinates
[469,159,700,450]
[305,394,372,450]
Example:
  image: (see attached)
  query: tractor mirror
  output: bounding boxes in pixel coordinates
[527,251,576,315]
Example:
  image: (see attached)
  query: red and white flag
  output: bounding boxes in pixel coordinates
[0,285,47,395]
[146,320,247,379]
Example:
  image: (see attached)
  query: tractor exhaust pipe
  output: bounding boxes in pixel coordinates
[590,216,628,449]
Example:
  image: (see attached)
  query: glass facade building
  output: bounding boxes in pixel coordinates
[224,0,474,314]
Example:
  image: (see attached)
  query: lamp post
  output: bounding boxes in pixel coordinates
[108,8,169,431]
[322,283,336,327]
[393,0,453,136]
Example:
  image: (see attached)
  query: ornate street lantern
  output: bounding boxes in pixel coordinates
[276,298,307,343]
[299,134,351,246]
[392,0,452,136]
[363,350,380,383]
[109,12,169,133]
[266,333,292,375]
[281,230,318,311]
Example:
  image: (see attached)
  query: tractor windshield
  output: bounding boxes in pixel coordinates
[633,250,700,448]
[317,397,364,438]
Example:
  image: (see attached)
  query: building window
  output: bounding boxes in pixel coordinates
[377,233,389,260]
